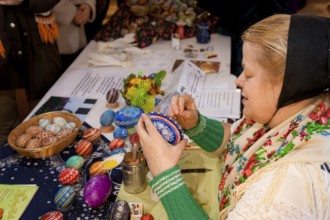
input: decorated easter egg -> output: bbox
[114,106,143,128]
[53,116,68,128]
[26,137,42,149]
[147,112,184,145]
[84,174,112,208]
[39,118,52,129]
[58,168,79,185]
[66,155,84,170]
[83,128,101,142]
[89,161,107,176]
[129,132,140,146]
[64,122,77,129]
[40,210,63,220]
[111,148,126,155]
[25,125,43,137]
[113,127,128,140]
[75,140,93,157]
[57,128,73,139]
[100,110,115,127]
[54,186,76,211]
[16,133,32,148]
[107,200,130,220]
[106,88,120,104]
[141,214,154,220]
[46,124,62,135]
[38,130,55,140]
[109,138,125,151]
[42,136,58,146]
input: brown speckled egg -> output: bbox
[42,136,58,146]
[57,128,73,139]
[58,168,80,185]
[38,130,55,140]
[26,137,42,149]
[75,140,93,157]
[16,133,32,148]
[83,128,101,142]
[25,125,43,137]
[89,161,107,176]
[40,210,63,220]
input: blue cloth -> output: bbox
[0,122,123,219]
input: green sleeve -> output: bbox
[149,166,209,220]
[185,112,224,152]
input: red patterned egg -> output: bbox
[42,136,58,146]
[89,161,107,176]
[75,140,93,157]
[16,133,32,148]
[38,130,55,140]
[83,128,101,142]
[25,125,43,137]
[40,210,63,220]
[57,128,73,139]
[26,137,42,149]
[129,132,140,145]
[109,138,125,151]
[58,168,79,185]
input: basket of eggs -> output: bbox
[8,111,82,158]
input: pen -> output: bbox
[180,168,213,173]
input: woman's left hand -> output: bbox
[137,114,188,177]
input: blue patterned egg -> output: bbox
[66,155,84,170]
[113,127,128,139]
[114,106,143,128]
[54,186,76,211]
[111,148,126,155]
[100,110,115,127]
[147,112,184,145]
[107,200,130,220]
[84,174,112,208]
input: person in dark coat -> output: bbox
[0,0,62,145]
[197,0,291,76]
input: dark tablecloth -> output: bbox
[0,122,123,220]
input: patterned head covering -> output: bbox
[277,14,330,108]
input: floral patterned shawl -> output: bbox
[218,93,330,218]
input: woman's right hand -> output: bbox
[168,94,199,130]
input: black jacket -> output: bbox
[0,0,62,100]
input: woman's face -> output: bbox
[236,42,282,124]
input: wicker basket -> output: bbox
[8,111,82,158]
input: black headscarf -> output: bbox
[277,14,330,108]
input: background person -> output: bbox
[137,14,330,219]
[0,0,62,146]
[53,0,96,72]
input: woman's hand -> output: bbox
[168,94,199,130]
[73,3,90,25]
[0,0,23,5]
[137,114,188,177]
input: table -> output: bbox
[0,34,233,219]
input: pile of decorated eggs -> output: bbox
[84,174,112,208]
[147,112,184,145]
[16,116,77,149]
